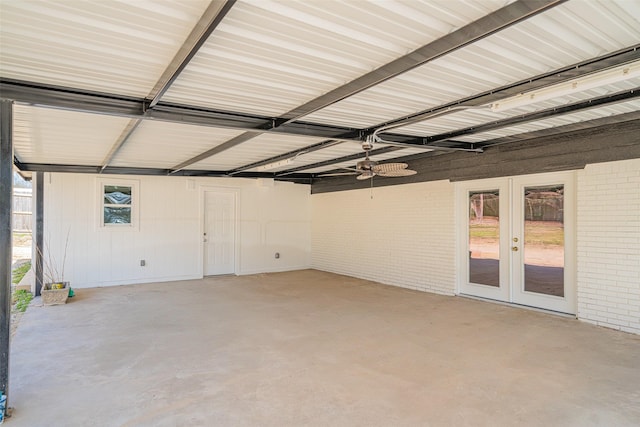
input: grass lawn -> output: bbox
[470,220,564,246]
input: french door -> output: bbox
[457,172,576,314]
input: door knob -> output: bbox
[512,246,519,252]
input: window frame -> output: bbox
[97,178,139,230]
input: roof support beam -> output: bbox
[15,162,312,183]
[100,119,142,171]
[169,131,262,173]
[228,139,345,175]
[277,146,403,176]
[4,77,638,169]
[278,0,567,123]
[147,0,236,108]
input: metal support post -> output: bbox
[0,99,14,409]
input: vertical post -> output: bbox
[35,172,43,296]
[0,100,14,405]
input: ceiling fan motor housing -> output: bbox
[357,158,378,171]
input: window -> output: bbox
[98,180,138,228]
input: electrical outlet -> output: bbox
[275,252,280,259]
[140,260,146,267]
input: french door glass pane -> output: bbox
[469,190,500,287]
[523,185,564,296]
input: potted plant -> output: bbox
[39,232,71,306]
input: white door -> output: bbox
[458,172,576,314]
[203,191,236,276]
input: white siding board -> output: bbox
[44,174,311,288]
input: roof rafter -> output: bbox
[228,139,344,175]
[146,0,236,109]
[100,0,236,171]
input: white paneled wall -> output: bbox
[311,180,456,295]
[576,159,640,334]
[43,174,311,288]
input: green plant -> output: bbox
[13,290,33,312]
[12,261,31,285]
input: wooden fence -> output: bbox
[12,188,32,232]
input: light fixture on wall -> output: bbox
[255,151,307,172]
[256,158,295,172]
[491,60,640,112]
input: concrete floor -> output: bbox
[8,270,640,426]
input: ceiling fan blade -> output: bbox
[356,171,374,180]
[377,169,417,177]
[372,162,408,173]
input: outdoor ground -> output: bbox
[12,232,31,264]
[10,232,33,341]
[8,270,640,426]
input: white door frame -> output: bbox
[199,186,239,276]
[456,171,576,314]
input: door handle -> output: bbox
[512,246,519,252]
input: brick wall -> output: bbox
[311,180,456,295]
[576,158,640,334]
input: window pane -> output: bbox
[104,186,132,205]
[104,207,131,224]
[468,190,500,287]
[524,185,564,297]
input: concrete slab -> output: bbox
[8,270,640,426]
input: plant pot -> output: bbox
[42,282,69,306]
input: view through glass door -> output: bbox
[458,172,575,314]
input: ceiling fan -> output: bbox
[319,137,417,180]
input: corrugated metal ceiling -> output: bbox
[161,0,514,116]
[1,0,639,182]
[12,105,130,165]
[303,0,640,128]
[187,133,329,170]
[0,0,211,97]
[110,120,247,169]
